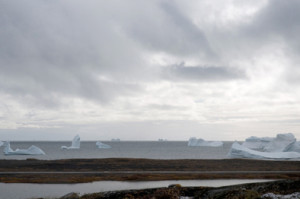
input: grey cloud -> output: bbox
[246,0,300,84]
[0,67,140,107]
[122,1,215,58]
[3,0,296,109]
[163,63,245,82]
[0,0,225,108]
[248,0,300,41]
[0,1,146,106]
[146,104,186,111]
[236,0,300,57]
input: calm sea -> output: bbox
[0,141,234,160]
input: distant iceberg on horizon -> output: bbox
[96,141,111,149]
[111,138,120,142]
[61,135,80,149]
[3,141,45,155]
[158,139,168,142]
[228,142,300,159]
[188,137,223,147]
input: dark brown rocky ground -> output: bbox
[54,179,300,199]
[0,158,299,183]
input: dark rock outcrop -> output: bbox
[78,180,300,199]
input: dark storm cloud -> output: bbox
[0,0,221,108]
[1,0,298,109]
[163,63,245,82]
[244,0,300,83]
[123,1,215,58]
[234,0,300,58]
[247,0,300,43]
[0,1,143,106]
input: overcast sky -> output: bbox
[1,0,300,141]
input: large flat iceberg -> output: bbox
[96,141,111,149]
[242,136,273,150]
[3,141,45,155]
[228,142,300,159]
[242,133,298,152]
[289,141,300,153]
[188,137,223,147]
[264,133,296,152]
[61,135,80,149]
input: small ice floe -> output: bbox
[61,135,80,149]
[3,141,45,155]
[227,142,300,159]
[188,137,223,147]
[96,141,111,149]
[261,192,300,199]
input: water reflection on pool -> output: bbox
[1,179,273,199]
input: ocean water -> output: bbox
[0,141,234,160]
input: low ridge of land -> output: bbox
[0,158,299,183]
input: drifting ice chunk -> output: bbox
[0,141,3,147]
[264,133,296,152]
[61,135,80,149]
[228,142,300,159]
[242,136,273,150]
[188,137,223,147]
[111,138,120,142]
[3,141,45,155]
[96,141,111,149]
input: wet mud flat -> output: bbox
[0,158,299,183]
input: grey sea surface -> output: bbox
[0,179,273,199]
[0,141,234,160]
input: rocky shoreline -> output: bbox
[51,179,300,199]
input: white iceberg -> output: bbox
[96,141,111,149]
[242,136,273,150]
[61,135,80,149]
[188,137,223,147]
[111,138,120,142]
[0,141,3,147]
[289,141,300,153]
[3,141,45,155]
[264,133,296,152]
[228,142,300,159]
